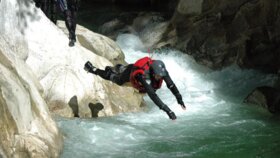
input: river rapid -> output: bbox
[57,33,280,158]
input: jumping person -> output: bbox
[84,57,186,120]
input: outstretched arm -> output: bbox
[163,73,186,110]
[135,74,176,120]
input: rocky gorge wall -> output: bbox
[167,0,280,73]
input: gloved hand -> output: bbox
[161,105,176,120]
[175,93,186,110]
[166,111,177,120]
[178,99,186,110]
[84,61,95,73]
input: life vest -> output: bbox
[130,57,163,93]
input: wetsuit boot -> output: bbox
[84,61,97,74]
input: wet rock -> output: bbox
[244,86,280,114]
[164,0,280,72]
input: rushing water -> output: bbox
[57,34,280,158]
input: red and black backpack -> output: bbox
[130,57,163,93]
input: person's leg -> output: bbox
[64,10,76,46]
[95,67,113,81]
[57,0,74,46]
[66,0,77,46]
[69,0,77,37]
[69,9,77,42]
[84,61,129,85]
[95,66,125,86]
[56,0,74,46]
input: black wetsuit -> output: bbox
[57,0,78,42]
[35,0,78,43]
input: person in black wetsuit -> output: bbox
[84,57,186,120]
[57,0,78,47]
[35,0,78,47]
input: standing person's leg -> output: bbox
[64,10,76,46]
[64,9,74,43]
[56,0,74,46]
[69,0,77,35]
[66,0,77,47]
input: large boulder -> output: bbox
[134,13,170,48]
[99,12,170,49]
[57,21,126,65]
[0,37,63,158]
[0,1,63,155]
[244,86,280,114]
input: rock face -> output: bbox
[244,86,280,114]
[99,12,171,50]
[81,0,178,13]
[164,0,280,72]
[0,38,63,157]
[0,1,63,157]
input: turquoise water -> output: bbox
[57,34,280,158]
